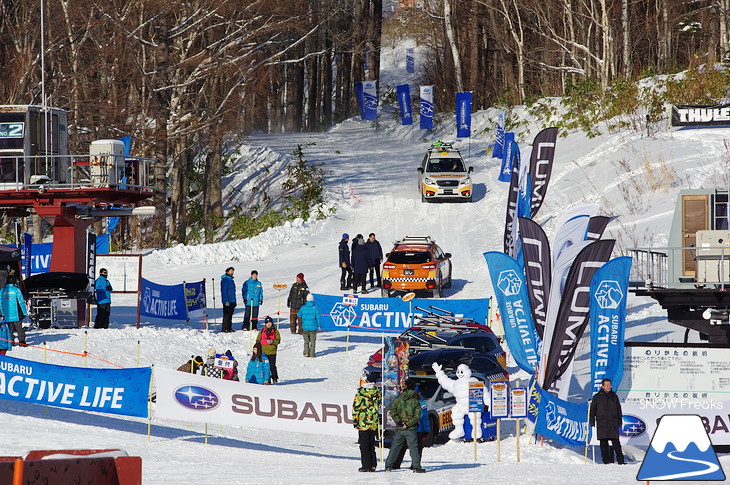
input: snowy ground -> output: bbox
[3,41,730,484]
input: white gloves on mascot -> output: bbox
[432,362,486,440]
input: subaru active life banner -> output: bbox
[361,81,378,121]
[314,294,490,333]
[483,252,539,373]
[141,278,188,320]
[0,356,151,417]
[155,368,355,437]
[533,383,590,447]
[589,256,631,394]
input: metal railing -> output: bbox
[629,246,728,289]
[0,153,155,192]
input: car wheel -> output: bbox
[381,288,390,298]
[443,269,452,289]
[432,284,441,298]
[421,190,426,203]
[425,415,439,447]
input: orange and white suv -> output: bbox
[381,236,453,298]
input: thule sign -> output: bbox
[671,104,730,127]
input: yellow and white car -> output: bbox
[417,143,473,202]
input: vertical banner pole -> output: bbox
[584,400,591,464]
[379,333,385,464]
[473,412,478,462]
[136,340,141,367]
[183,281,190,327]
[496,418,501,462]
[211,277,217,331]
[136,255,142,329]
[83,331,88,368]
[147,366,154,441]
[44,341,48,417]
[346,324,350,359]
[516,418,521,463]
[205,423,209,445]
[277,289,282,327]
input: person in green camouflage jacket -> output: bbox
[352,379,382,472]
[385,379,425,473]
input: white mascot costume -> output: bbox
[432,362,486,440]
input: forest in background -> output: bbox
[0,0,728,247]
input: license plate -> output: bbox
[444,189,453,194]
[404,269,414,275]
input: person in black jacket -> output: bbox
[351,235,371,294]
[365,233,383,289]
[589,378,625,465]
[339,234,353,290]
[287,273,309,334]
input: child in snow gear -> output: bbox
[385,379,425,473]
[220,267,237,333]
[256,316,281,383]
[297,293,321,357]
[245,341,270,384]
[0,275,28,344]
[590,378,625,464]
[94,268,112,328]
[177,355,205,374]
[352,376,382,472]
[242,270,263,331]
[287,273,309,334]
[339,234,353,290]
[366,233,383,288]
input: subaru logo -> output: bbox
[497,269,522,296]
[619,414,646,437]
[594,280,624,309]
[174,385,220,411]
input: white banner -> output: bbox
[97,254,141,292]
[155,368,356,437]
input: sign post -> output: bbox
[402,292,416,327]
[273,283,288,329]
[510,387,528,463]
[469,381,485,462]
[491,381,509,462]
[342,293,359,357]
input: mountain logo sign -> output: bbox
[637,414,725,481]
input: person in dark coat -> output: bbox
[351,235,371,294]
[220,267,236,333]
[339,234,353,290]
[287,273,309,334]
[589,378,625,465]
[365,233,383,289]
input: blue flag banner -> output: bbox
[22,233,32,279]
[184,279,207,313]
[456,92,472,138]
[313,294,490,333]
[140,278,187,320]
[589,257,632,394]
[97,234,110,255]
[406,48,415,73]
[497,132,515,182]
[484,251,540,373]
[396,84,413,126]
[534,383,590,446]
[0,355,151,418]
[492,112,505,159]
[361,81,378,121]
[19,242,51,274]
[419,85,434,130]
[119,136,131,157]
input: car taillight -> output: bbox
[383,263,396,269]
[426,281,435,289]
[422,264,436,270]
[383,281,392,289]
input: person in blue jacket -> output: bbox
[0,275,28,345]
[242,270,263,331]
[94,268,112,329]
[297,293,321,357]
[245,341,270,385]
[339,234,353,290]
[220,267,236,333]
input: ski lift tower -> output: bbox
[0,105,155,275]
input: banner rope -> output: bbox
[0,337,125,368]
